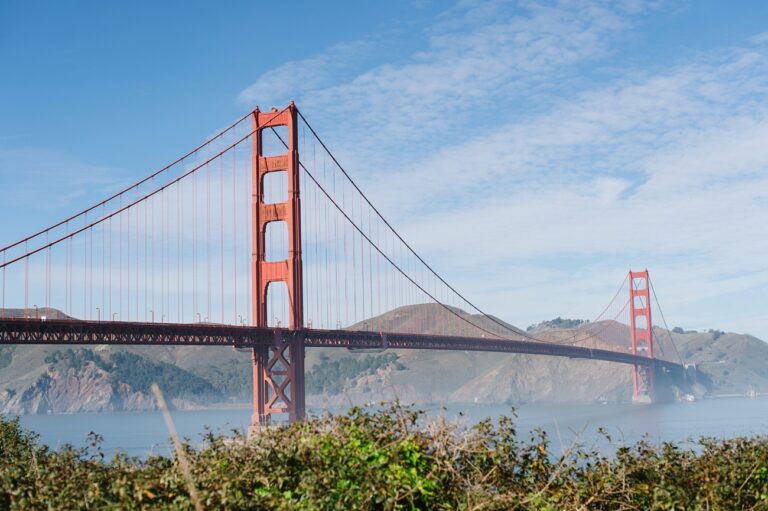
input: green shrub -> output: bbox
[1,405,767,509]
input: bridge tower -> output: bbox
[629,270,654,402]
[251,103,305,425]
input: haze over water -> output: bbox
[19,396,768,459]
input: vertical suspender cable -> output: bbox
[127,207,131,320]
[232,144,238,324]
[207,162,211,322]
[315,141,320,326]
[144,200,148,320]
[376,211,381,330]
[178,178,183,322]
[1,251,4,317]
[324,161,331,328]
[135,205,139,321]
[194,164,199,320]
[359,194,365,326]
[108,216,112,319]
[368,204,373,327]
[220,154,225,323]
[343,175,349,327]
[24,241,29,316]
[83,213,87,319]
[46,232,50,310]
[160,189,165,321]
[333,160,340,327]
[119,205,123,319]
[244,138,251,325]
[102,204,106,318]
[150,189,155,320]
[89,224,93,320]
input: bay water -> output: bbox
[17,396,768,459]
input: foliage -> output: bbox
[2,405,768,510]
[107,352,221,401]
[709,329,725,340]
[306,353,401,395]
[44,348,110,371]
[198,358,252,401]
[673,326,699,334]
[43,349,221,402]
[527,317,589,332]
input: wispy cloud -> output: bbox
[238,40,375,109]
[394,41,768,331]
[238,0,768,338]
[0,145,125,242]
[239,1,651,164]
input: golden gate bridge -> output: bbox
[0,103,684,424]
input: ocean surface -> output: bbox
[18,396,768,459]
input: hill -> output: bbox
[1,306,766,413]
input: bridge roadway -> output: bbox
[0,317,683,373]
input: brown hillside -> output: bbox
[1,306,767,413]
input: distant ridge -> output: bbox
[0,306,766,413]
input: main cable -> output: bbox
[649,277,684,365]
[0,108,289,271]
[296,109,624,345]
[269,126,537,343]
[0,111,254,256]
[293,113,635,346]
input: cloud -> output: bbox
[239,1,653,166]
[238,40,374,109]
[237,1,768,338]
[0,146,119,210]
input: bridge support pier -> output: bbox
[252,333,305,426]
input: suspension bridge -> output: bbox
[0,103,685,424]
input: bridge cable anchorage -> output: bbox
[649,277,684,366]
[0,107,290,271]
[284,116,633,346]
[0,110,255,256]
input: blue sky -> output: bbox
[1,0,767,339]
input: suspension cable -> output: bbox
[0,108,288,271]
[0,111,255,256]
[269,126,547,343]
[291,113,635,346]
[649,277,684,365]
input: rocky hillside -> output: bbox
[0,306,766,413]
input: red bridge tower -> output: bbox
[629,270,654,402]
[251,103,305,425]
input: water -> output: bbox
[17,397,768,459]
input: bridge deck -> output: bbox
[0,318,682,373]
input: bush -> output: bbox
[1,405,767,509]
